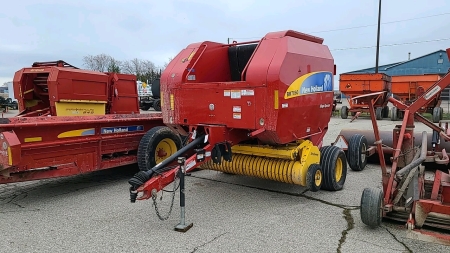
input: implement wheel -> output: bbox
[319,145,347,191]
[341,106,348,119]
[382,106,389,118]
[306,164,322,192]
[137,126,182,171]
[391,106,398,121]
[375,107,383,120]
[347,134,368,171]
[360,187,384,228]
[153,99,162,111]
[432,107,441,123]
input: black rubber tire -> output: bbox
[360,187,384,228]
[347,134,368,171]
[382,106,389,118]
[141,103,151,111]
[153,99,162,111]
[319,145,347,191]
[341,106,348,119]
[432,107,441,123]
[306,163,322,192]
[137,126,182,171]
[390,106,397,121]
[375,107,383,120]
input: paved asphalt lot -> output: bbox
[1,107,450,253]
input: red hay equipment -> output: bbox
[0,61,181,184]
[336,48,450,242]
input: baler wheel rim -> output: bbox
[335,158,343,182]
[155,138,178,164]
[314,170,322,187]
[306,163,322,192]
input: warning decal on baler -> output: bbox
[284,71,333,99]
[101,125,144,134]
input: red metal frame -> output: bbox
[362,48,450,238]
[0,113,165,184]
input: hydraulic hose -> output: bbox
[128,135,206,191]
[395,131,427,179]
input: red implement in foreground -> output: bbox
[337,48,450,243]
[0,61,182,184]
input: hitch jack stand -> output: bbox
[174,157,193,232]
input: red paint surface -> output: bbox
[160,30,335,147]
[0,113,165,184]
[13,61,140,116]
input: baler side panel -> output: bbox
[172,85,258,130]
[109,73,140,114]
[51,68,109,102]
[255,36,335,145]
[183,42,231,83]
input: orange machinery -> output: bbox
[339,73,391,120]
[390,74,443,122]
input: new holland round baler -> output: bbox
[128,30,364,205]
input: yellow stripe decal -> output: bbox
[58,128,95,138]
[24,137,42,143]
[274,90,279,109]
[7,147,12,166]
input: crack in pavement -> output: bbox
[337,209,354,253]
[190,232,227,253]
[384,226,413,253]
[188,175,359,252]
[347,236,408,252]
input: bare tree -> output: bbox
[82,54,121,73]
[122,58,159,82]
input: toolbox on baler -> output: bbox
[129,30,355,204]
[0,61,181,184]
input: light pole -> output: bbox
[375,0,382,73]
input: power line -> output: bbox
[330,37,450,51]
[230,12,450,40]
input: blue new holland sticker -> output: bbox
[101,125,144,134]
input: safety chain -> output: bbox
[151,169,180,221]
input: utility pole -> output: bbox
[375,0,382,73]
[227,38,230,44]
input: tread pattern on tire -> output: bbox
[432,107,441,123]
[360,187,383,228]
[137,126,182,171]
[348,134,368,171]
[341,106,348,119]
[319,145,347,191]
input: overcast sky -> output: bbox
[1,0,449,89]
